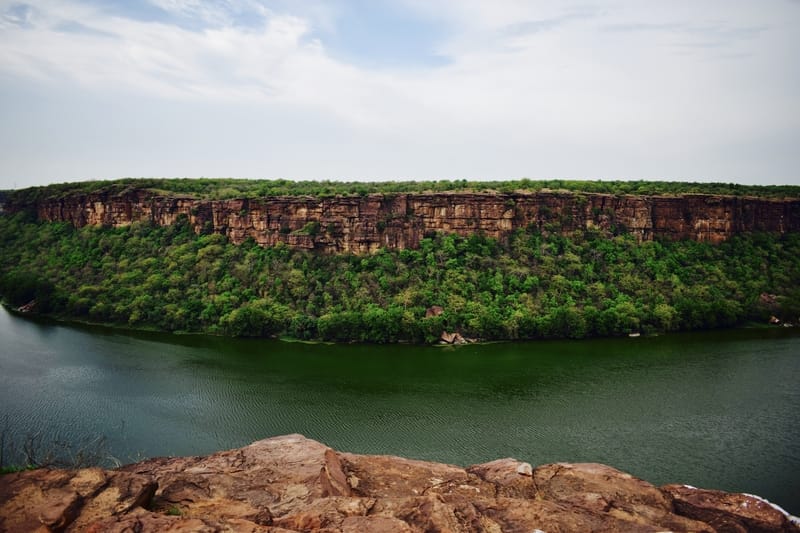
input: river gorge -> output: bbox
[1,306,798,514]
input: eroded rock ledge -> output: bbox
[1,434,797,532]
[8,189,800,253]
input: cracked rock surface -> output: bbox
[1,434,798,532]
[21,189,800,254]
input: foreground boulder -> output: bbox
[662,484,798,533]
[1,434,797,532]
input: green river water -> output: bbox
[1,306,798,511]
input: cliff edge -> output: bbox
[1,434,797,532]
[7,189,800,253]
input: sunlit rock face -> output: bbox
[1,434,798,532]
[20,189,800,253]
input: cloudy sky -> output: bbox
[0,0,798,189]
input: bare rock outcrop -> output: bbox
[8,189,799,254]
[1,434,798,532]
[0,467,156,532]
[662,484,800,533]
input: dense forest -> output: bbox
[4,177,800,203]
[1,208,798,343]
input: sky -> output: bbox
[0,0,798,189]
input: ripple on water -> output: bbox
[1,307,799,511]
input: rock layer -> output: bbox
[1,434,798,532]
[8,189,800,253]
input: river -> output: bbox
[0,306,798,511]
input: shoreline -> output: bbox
[2,302,792,347]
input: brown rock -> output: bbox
[476,497,664,532]
[0,467,156,532]
[534,462,715,532]
[120,433,333,521]
[2,435,797,532]
[319,449,352,497]
[17,300,37,313]
[425,305,444,318]
[760,293,779,306]
[271,497,371,531]
[338,450,488,499]
[367,494,478,532]
[662,484,800,533]
[441,331,457,344]
[87,507,288,532]
[341,515,414,533]
[38,489,82,531]
[467,458,537,498]
[14,189,800,254]
[439,332,470,345]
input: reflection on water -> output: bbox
[1,307,799,511]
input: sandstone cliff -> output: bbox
[0,435,797,532]
[6,188,800,253]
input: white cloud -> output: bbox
[0,0,798,184]
[145,0,272,26]
[0,0,436,129]
[0,2,307,98]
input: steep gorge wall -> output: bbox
[10,189,800,253]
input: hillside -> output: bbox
[1,179,799,343]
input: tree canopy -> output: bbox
[1,211,797,343]
[4,177,799,204]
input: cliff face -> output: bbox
[1,435,798,532]
[11,189,800,252]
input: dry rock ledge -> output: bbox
[1,435,797,532]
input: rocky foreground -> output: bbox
[1,435,797,532]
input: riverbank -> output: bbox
[2,434,798,532]
[3,300,793,348]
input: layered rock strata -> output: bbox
[1,434,797,532]
[8,189,800,253]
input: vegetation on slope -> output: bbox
[1,211,798,343]
[4,177,800,203]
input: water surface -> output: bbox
[0,307,798,511]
